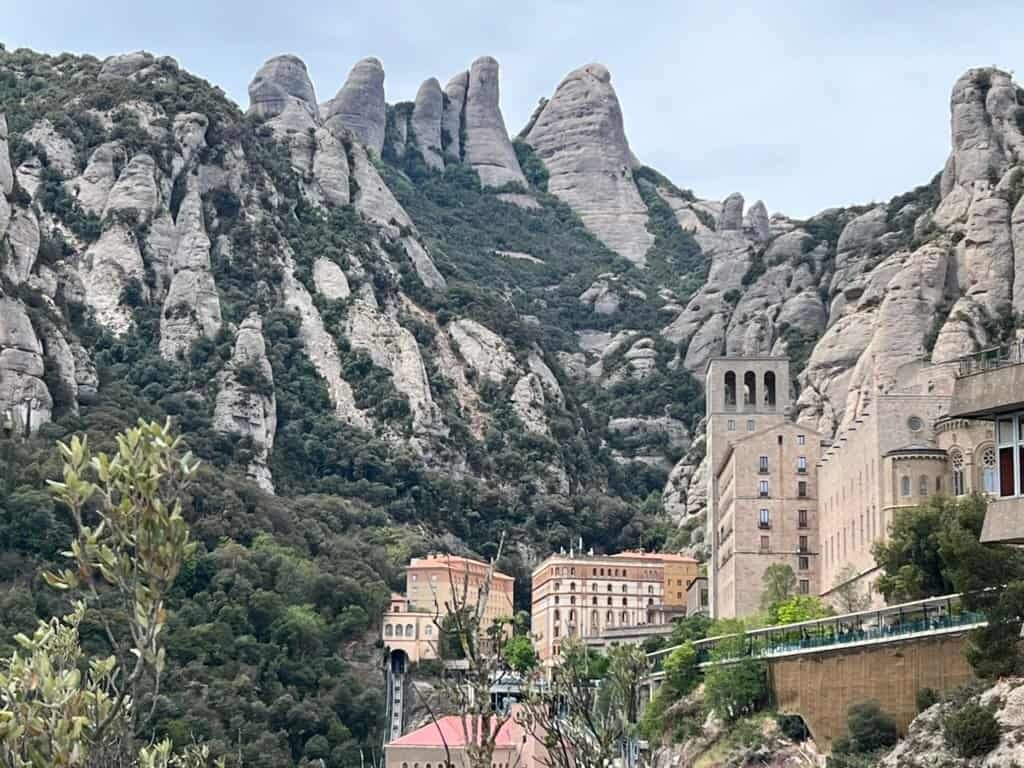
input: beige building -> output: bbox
[531,551,696,664]
[817,362,960,606]
[612,551,699,609]
[382,554,515,664]
[713,421,823,618]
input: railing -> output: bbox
[955,341,1024,377]
[648,593,986,672]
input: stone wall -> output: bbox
[769,633,975,750]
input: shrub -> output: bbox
[944,702,1001,758]
[842,700,900,753]
[916,687,939,713]
[776,713,809,742]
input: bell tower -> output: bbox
[704,356,793,617]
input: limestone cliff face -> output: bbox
[411,78,445,171]
[213,315,277,491]
[0,298,52,433]
[523,64,653,266]
[462,57,526,188]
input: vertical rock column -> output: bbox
[462,57,526,188]
[0,298,53,434]
[213,315,277,492]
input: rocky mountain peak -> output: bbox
[247,54,319,120]
[325,56,387,154]
[523,62,653,265]
[462,56,526,188]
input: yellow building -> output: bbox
[382,554,514,664]
[612,551,699,608]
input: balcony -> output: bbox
[980,497,1024,544]
[951,343,1024,419]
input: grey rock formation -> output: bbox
[214,315,277,492]
[72,344,98,404]
[0,194,9,244]
[523,63,652,265]
[3,208,39,286]
[745,200,770,241]
[325,57,386,154]
[463,57,525,188]
[448,318,517,383]
[247,54,318,120]
[82,223,148,334]
[23,120,77,177]
[312,127,351,206]
[412,78,445,170]
[0,298,52,433]
[99,51,155,80]
[346,298,442,435]
[442,72,469,162]
[104,154,159,218]
[720,193,744,230]
[313,258,351,300]
[160,178,222,359]
[69,142,120,214]
[0,114,13,196]
[511,373,549,436]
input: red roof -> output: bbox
[389,716,515,748]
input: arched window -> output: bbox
[744,371,757,406]
[621,610,629,624]
[647,585,654,594]
[554,609,561,622]
[981,446,997,493]
[591,583,598,592]
[606,610,614,625]
[569,582,576,592]
[621,584,628,593]
[406,624,414,637]
[395,624,404,638]
[591,596,597,605]
[554,581,561,591]
[648,598,654,606]
[764,371,777,406]
[622,597,628,606]
[607,596,613,606]
[901,476,911,497]
[570,596,576,605]
[385,624,393,637]
[403,763,409,768]
[591,610,599,628]
[554,596,559,605]
[569,610,576,623]
[607,584,613,592]
[724,371,737,406]
[919,475,929,497]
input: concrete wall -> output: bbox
[769,633,975,750]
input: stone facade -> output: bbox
[705,356,794,618]
[381,554,514,664]
[714,421,823,619]
[530,552,697,665]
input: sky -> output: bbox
[1,0,1022,218]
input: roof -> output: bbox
[611,551,698,564]
[408,554,514,582]
[714,420,823,477]
[703,355,790,374]
[388,716,515,748]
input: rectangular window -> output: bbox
[759,480,769,497]
[799,535,809,553]
[760,535,770,552]
[747,419,755,432]
[759,455,769,473]
[798,556,809,571]
[797,434,806,445]
[799,580,810,595]
[798,481,808,498]
[798,509,808,528]
[727,419,736,432]
[797,456,807,474]
[759,508,771,529]
[998,417,1017,497]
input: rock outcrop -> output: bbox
[448,318,517,383]
[213,315,277,492]
[462,57,526,188]
[0,114,13,196]
[82,223,148,334]
[523,63,653,266]
[0,298,52,433]
[442,72,468,162]
[247,54,318,120]
[411,78,445,170]
[325,57,387,155]
[159,177,222,359]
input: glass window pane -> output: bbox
[999,419,1014,445]
[1000,446,1016,496]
